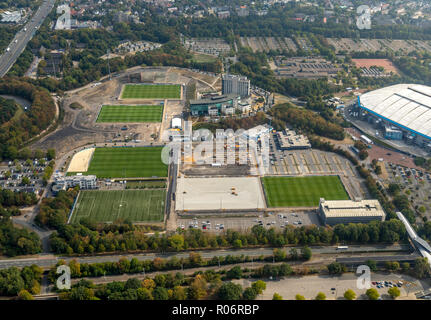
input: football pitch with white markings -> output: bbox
[96,105,163,122]
[70,189,165,223]
[120,84,181,99]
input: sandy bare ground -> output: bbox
[67,148,94,172]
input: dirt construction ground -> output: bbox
[30,67,220,159]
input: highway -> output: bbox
[0,0,56,77]
[0,244,412,270]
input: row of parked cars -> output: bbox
[372,280,403,289]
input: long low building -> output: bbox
[319,198,386,225]
[276,129,311,150]
[358,84,431,149]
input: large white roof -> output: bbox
[359,84,431,139]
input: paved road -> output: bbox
[0,244,412,270]
[0,0,55,77]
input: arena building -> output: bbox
[357,84,431,151]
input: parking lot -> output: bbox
[266,134,363,199]
[245,272,428,300]
[384,162,431,222]
[178,210,321,232]
[0,159,47,195]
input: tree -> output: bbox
[315,292,326,300]
[46,149,56,160]
[18,289,34,300]
[242,287,257,300]
[289,248,299,260]
[359,149,368,160]
[142,279,156,290]
[125,278,142,290]
[218,282,243,300]
[295,294,306,300]
[69,286,96,300]
[251,280,266,295]
[136,287,153,300]
[414,258,431,279]
[366,288,380,300]
[153,287,169,300]
[21,176,30,185]
[365,260,377,272]
[187,274,207,300]
[226,266,243,279]
[273,248,287,261]
[272,293,283,300]
[172,286,186,300]
[401,262,410,272]
[168,234,184,251]
[301,246,312,260]
[327,262,346,274]
[343,289,356,300]
[388,287,400,299]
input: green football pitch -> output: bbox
[261,176,349,207]
[69,147,168,178]
[70,189,165,224]
[96,105,163,123]
[121,84,181,99]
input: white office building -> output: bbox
[222,74,250,98]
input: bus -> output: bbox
[336,246,349,250]
[360,135,373,145]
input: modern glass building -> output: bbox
[190,94,238,116]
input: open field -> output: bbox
[120,84,181,99]
[68,147,168,178]
[352,59,398,74]
[261,176,349,207]
[192,53,218,63]
[70,189,165,223]
[96,105,163,123]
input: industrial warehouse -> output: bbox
[319,198,386,226]
[357,84,431,151]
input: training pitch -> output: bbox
[70,189,165,223]
[68,147,168,178]
[261,176,349,207]
[120,84,181,99]
[96,105,163,123]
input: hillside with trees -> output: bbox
[0,78,56,160]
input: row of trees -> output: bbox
[50,247,310,282]
[46,204,406,255]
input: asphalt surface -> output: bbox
[0,244,411,270]
[0,0,55,77]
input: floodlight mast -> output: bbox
[107,49,111,80]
